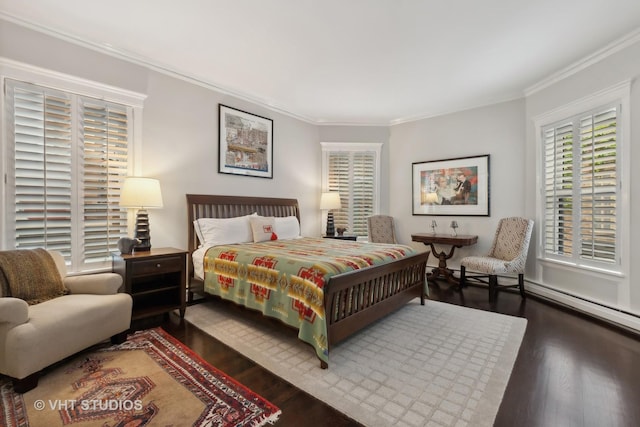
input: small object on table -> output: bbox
[117,237,141,255]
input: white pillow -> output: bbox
[193,213,256,246]
[249,216,277,242]
[274,216,301,240]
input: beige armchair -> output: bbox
[459,217,534,301]
[0,250,132,392]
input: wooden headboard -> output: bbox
[186,194,300,255]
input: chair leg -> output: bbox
[489,275,498,302]
[13,372,39,393]
[111,331,128,345]
[459,266,466,289]
[518,273,526,298]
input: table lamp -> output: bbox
[120,177,163,252]
[450,220,459,236]
[320,192,341,236]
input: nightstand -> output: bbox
[324,235,357,241]
[112,247,187,320]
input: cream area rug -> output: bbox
[185,299,527,427]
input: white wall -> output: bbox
[318,125,391,213]
[524,39,640,319]
[141,72,321,247]
[389,99,527,266]
[0,20,322,251]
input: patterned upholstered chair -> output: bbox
[459,217,534,301]
[367,215,398,244]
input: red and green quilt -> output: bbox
[203,237,416,365]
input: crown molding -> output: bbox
[5,12,637,127]
[525,27,640,97]
[389,94,524,126]
[0,12,322,125]
[0,12,519,127]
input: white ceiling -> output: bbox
[1,0,640,125]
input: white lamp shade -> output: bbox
[320,192,342,210]
[120,177,164,208]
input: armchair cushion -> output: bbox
[64,273,123,295]
[459,256,514,274]
[0,249,67,304]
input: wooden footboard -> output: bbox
[324,251,429,356]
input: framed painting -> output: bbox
[219,104,273,178]
[412,154,490,216]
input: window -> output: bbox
[321,142,382,238]
[2,62,144,273]
[537,82,630,273]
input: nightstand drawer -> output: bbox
[131,256,183,276]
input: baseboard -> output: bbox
[526,282,640,335]
[444,265,640,335]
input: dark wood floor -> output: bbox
[157,282,640,426]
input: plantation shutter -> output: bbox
[5,79,130,271]
[327,152,350,230]
[543,122,573,258]
[9,82,73,256]
[81,99,129,266]
[542,105,618,265]
[578,107,617,263]
[326,149,377,237]
[352,152,375,236]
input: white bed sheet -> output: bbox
[192,244,212,281]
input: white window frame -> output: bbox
[321,142,382,238]
[1,58,146,272]
[534,80,630,277]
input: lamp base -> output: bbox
[133,209,152,252]
[325,212,335,237]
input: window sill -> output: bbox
[538,257,625,279]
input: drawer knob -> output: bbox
[156,263,161,268]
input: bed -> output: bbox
[187,194,429,368]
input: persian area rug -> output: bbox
[0,327,280,427]
[185,299,527,427]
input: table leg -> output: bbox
[427,243,462,285]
